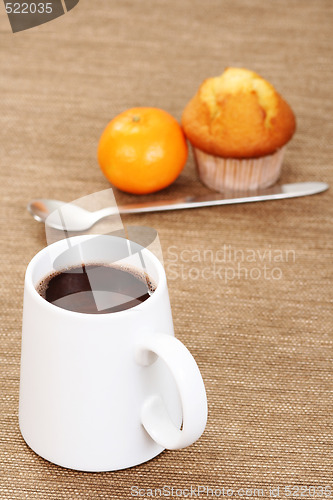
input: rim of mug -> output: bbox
[24,234,166,318]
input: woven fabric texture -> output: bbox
[0,1,332,498]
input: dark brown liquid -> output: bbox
[37,264,155,314]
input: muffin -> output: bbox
[182,68,296,191]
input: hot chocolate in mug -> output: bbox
[19,235,207,471]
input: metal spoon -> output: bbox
[28,199,118,231]
[28,182,329,232]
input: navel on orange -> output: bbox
[97,107,188,194]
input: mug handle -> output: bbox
[135,333,208,450]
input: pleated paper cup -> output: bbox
[192,146,285,192]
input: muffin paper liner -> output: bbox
[192,146,286,192]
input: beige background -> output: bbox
[0,1,332,498]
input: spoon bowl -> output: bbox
[28,199,117,232]
[28,199,64,223]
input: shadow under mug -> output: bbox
[19,235,208,471]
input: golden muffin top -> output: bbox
[182,68,296,158]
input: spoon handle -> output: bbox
[116,182,328,214]
[95,206,119,218]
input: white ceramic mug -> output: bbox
[19,235,207,471]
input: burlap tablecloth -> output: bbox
[1,1,332,498]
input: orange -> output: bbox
[97,107,188,194]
